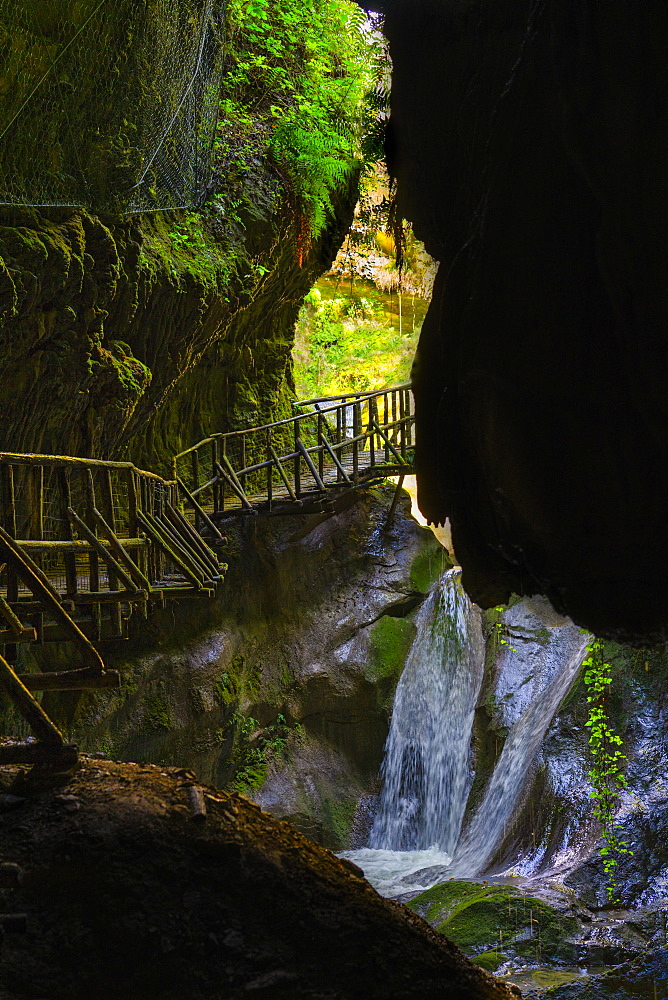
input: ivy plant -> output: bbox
[582,638,633,901]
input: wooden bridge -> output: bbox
[0,384,414,767]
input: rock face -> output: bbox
[0,758,519,1000]
[381,0,668,643]
[30,487,447,849]
[0,178,355,471]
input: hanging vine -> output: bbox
[582,638,633,901]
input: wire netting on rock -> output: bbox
[0,0,224,213]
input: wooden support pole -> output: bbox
[0,595,26,637]
[135,510,203,590]
[90,507,153,593]
[214,462,253,511]
[0,653,65,747]
[164,502,221,578]
[318,435,352,485]
[268,446,298,502]
[371,421,407,467]
[154,512,210,583]
[385,473,406,530]
[0,524,104,672]
[296,439,325,492]
[67,509,139,595]
[175,478,225,540]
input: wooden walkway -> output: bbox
[0,384,414,766]
[173,383,414,519]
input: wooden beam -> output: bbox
[296,439,326,491]
[164,502,221,579]
[214,461,253,511]
[0,740,78,767]
[21,669,121,692]
[0,595,26,637]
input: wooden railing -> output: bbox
[0,384,413,766]
[0,452,225,654]
[172,383,415,519]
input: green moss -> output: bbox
[320,797,357,847]
[409,547,448,594]
[146,697,173,732]
[472,950,507,972]
[408,881,579,963]
[366,616,416,684]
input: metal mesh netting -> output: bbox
[0,0,224,213]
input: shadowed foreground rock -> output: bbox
[0,759,517,1000]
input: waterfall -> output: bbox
[368,568,485,854]
[342,577,588,898]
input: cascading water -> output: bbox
[342,575,589,898]
[340,569,485,895]
[369,567,485,854]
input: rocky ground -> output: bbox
[0,756,517,1000]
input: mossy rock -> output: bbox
[472,950,507,972]
[408,881,579,965]
[409,546,450,593]
[366,616,416,685]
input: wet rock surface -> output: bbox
[0,758,518,1000]
[532,947,668,999]
[25,488,446,850]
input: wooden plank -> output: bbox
[15,538,147,551]
[0,626,36,643]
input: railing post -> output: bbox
[294,418,301,498]
[220,439,227,514]
[58,469,78,597]
[317,411,325,483]
[353,402,360,482]
[266,428,272,511]
[369,398,376,469]
[383,393,390,461]
[399,389,407,459]
[191,450,199,495]
[211,439,219,518]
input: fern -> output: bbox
[224,0,384,240]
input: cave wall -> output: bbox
[0,171,356,473]
[382,0,668,642]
